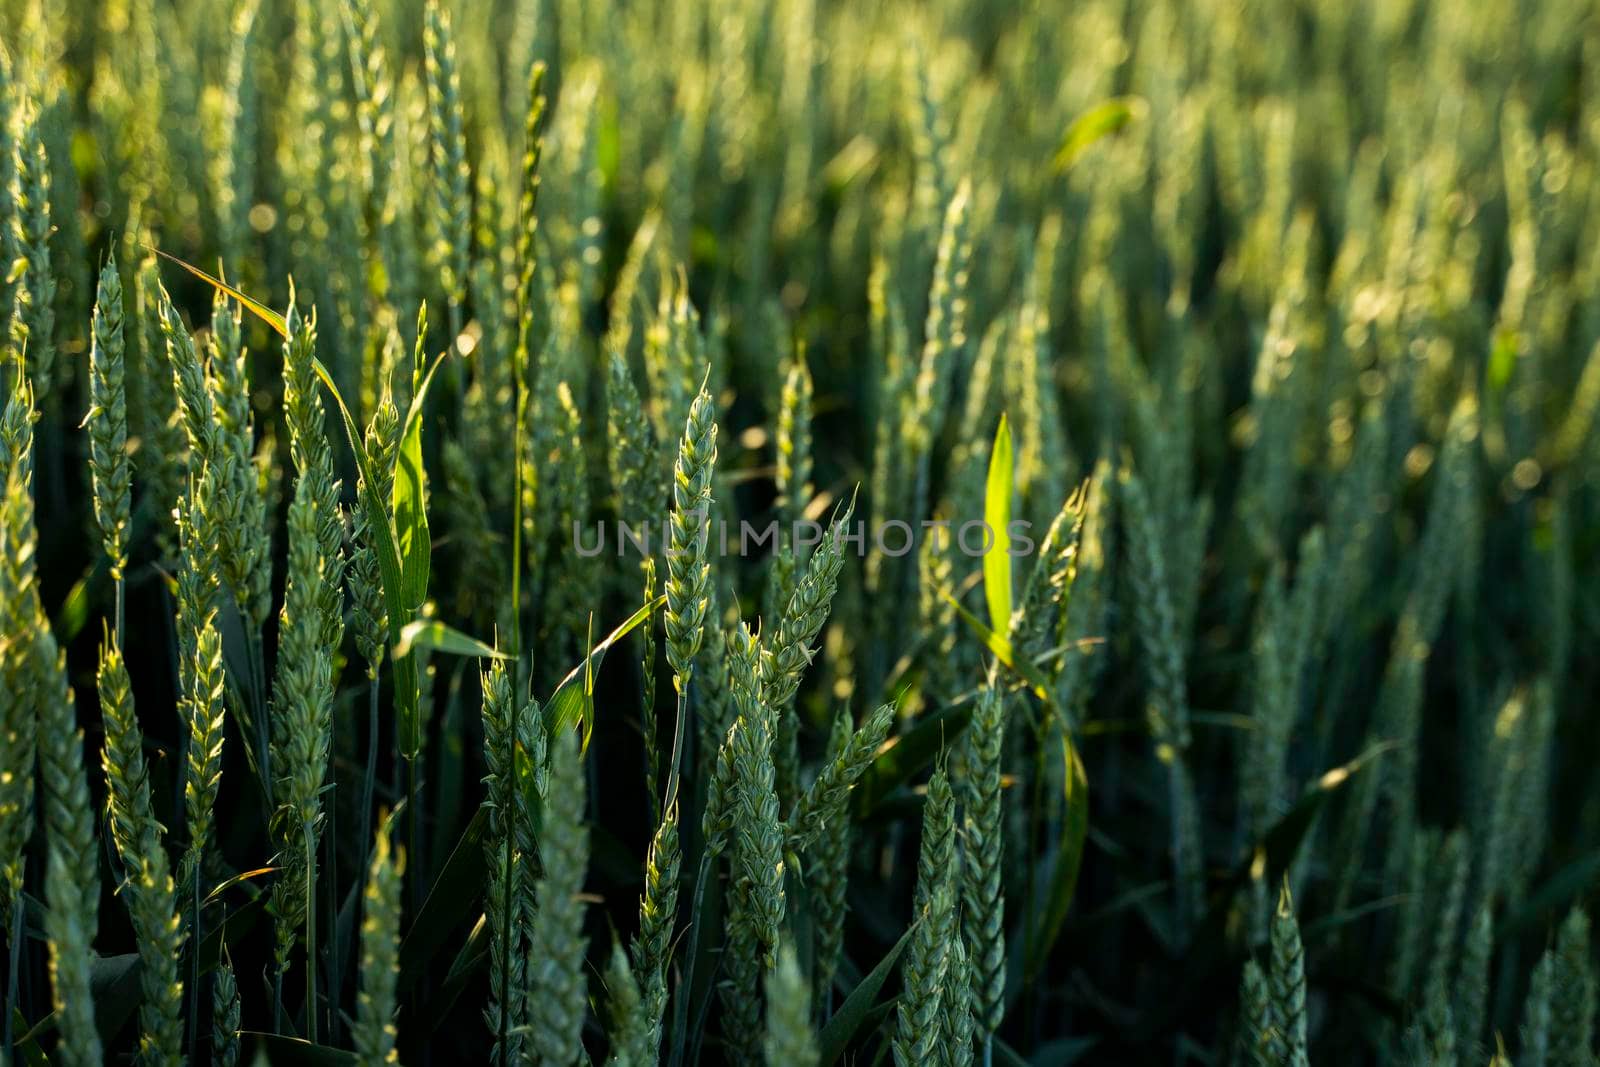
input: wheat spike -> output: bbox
[97,634,185,1065]
[764,939,819,1067]
[526,724,589,1067]
[354,818,405,1066]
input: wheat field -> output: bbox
[0,0,1598,1063]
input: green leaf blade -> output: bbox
[944,591,1053,701]
[393,405,430,615]
[1051,97,1146,173]
[146,246,288,336]
[984,413,1015,637]
[816,925,914,1066]
[394,619,510,660]
[543,595,665,742]
[1025,732,1090,981]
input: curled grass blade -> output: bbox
[544,594,666,746]
[203,866,279,905]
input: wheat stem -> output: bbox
[361,677,379,868]
[305,821,319,1042]
[326,788,341,1043]
[189,863,202,1054]
[4,889,21,1062]
[664,682,691,814]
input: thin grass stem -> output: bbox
[304,822,319,1043]
[663,681,690,814]
[5,861,24,1064]
[361,679,380,871]
[188,865,201,1053]
[325,790,340,1043]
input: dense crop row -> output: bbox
[1,0,1598,1063]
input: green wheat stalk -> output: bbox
[85,255,132,635]
[662,379,718,811]
[97,633,185,1066]
[526,724,590,1066]
[776,350,813,526]
[213,953,241,1067]
[354,816,405,1066]
[7,101,55,398]
[482,659,529,1065]
[630,800,680,1064]
[765,939,819,1067]
[960,682,1006,1048]
[423,0,470,345]
[895,764,958,1067]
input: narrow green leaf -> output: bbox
[989,1037,1030,1067]
[424,916,490,1036]
[1051,97,1146,173]
[984,414,1014,636]
[544,595,666,740]
[203,865,278,905]
[1025,732,1090,980]
[1256,743,1391,881]
[1487,328,1519,394]
[816,924,914,1066]
[241,1034,359,1066]
[1210,746,1387,960]
[944,591,1053,701]
[675,850,725,1067]
[394,619,510,660]
[1146,743,1389,1034]
[399,807,489,989]
[90,952,142,1042]
[308,355,422,755]
[7,1008,47,1066]
[1501,850,1600,941]
[581,613,595,751]
[393,347,448,616]
[393,404,430,614]
[51,567,95,642]
[146,247,287,336]
[1301,895,1409,940]
[199,891,267,973]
